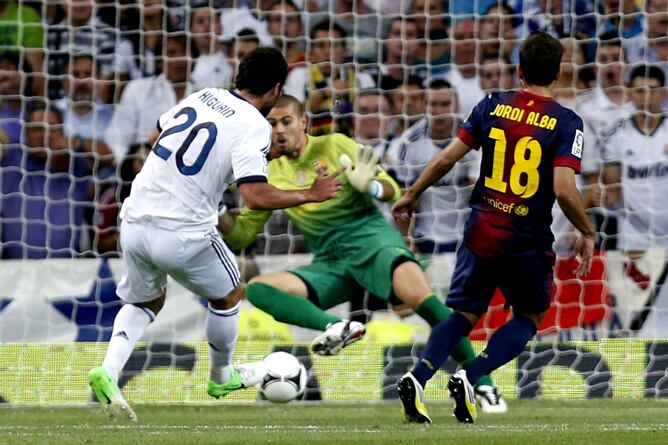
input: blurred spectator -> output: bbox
[411,0,450,78]
[218,3,273,47]
[478,52,516,92]
[353,90,392,159]
[265,0,305,68]
[188,4,233,90]
[386,79,477,253]
[46,0,117,100]
[367,16,422,91]
[0,51,25,146]
[228,29,260,78]
[53,53,114,170]
[1,102,93,259]
[388,75,425,138]
[93,142,151,255]
[624,0,668,94]
[554,37,593,107]
[444,19,485,116]
[0,0,44,96]
[602,65,668,254]
[578,32,634,142]
[480,2,521,65]
[284,20,374,135]
[598,0,644,39]
[327,0,380,38]
[106,33,192,163]
[518,0,596,40]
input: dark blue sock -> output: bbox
[465,315,537,384]
[412,312,473,388]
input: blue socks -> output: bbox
[412,312,473,388]
[465,315,537,384]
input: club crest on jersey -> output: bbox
[571,129,584,158]
[313,159,328,175]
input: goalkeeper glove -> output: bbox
[339,144,383,197]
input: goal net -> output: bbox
[0,0,667,405]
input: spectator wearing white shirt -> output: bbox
[53,53,114,172]
[624,0,668,107]
[106,33,193,163]
[353,90,393,160]
[110,0,164,89]
[386,79,478,253]
[189,4,233,91]
[444,19,485,116]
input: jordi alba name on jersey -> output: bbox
[457,90,584,257]
[121,89,271,230]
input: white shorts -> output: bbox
[116,219,240,304]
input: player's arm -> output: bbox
[238,169,344,210]
[391,138,472,219]
[554,166,596,277]
[602,163,621,207]
[221,206,272,250]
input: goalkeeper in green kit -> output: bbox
[220,95,507,419]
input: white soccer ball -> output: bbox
[259,351,307,403]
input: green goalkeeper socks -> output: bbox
[246,282,340,331]
[415,294,494,388]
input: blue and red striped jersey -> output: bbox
[457,89,584,258]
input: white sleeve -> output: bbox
[231,120,271,185]
[283,68,307,103]
[356,71,376,90]
[579,118,600,174]
[600,121,623,164]
[112,39,136,76]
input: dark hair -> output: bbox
[628,64,666,87]
[519,31,563,86]
[25,100,64,124]
[405,75,425,89]
[236,28,260,44]
[483,1,521,29]
[275,94,304,115]
[309,19,346,40]
[598,31,622,47]
[234,47,288,95]
[427,78,454,90]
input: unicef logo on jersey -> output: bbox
[514,205,529,217]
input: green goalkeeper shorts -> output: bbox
[289,231,417,310]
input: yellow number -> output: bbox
[510,136,542,197]
[484,127,508,193]
[484,127,542,198]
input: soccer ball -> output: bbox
[259,351,307,403]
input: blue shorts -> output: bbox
[446,245,555,316]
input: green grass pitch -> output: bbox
[1,400,668,445]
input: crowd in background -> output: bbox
[0,0,666,283]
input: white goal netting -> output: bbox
[0,0,667,404]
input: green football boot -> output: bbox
[88,366,137,422]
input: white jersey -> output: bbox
[120,88,271,231]
[602,116,668,250]
[386,119,478,246]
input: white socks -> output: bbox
[102,304,155,381]
[206,302,240,384]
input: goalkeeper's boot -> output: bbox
[475,385,508,413]
[207,361,268,399]
[448,370,477,424]
[88,366,137,422]
[311,320,366,356]
[397,372,431,424]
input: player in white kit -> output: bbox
[88,48,344,421]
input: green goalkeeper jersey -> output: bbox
[225,133,402,257]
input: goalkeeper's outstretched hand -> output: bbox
[339,144,380,194]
